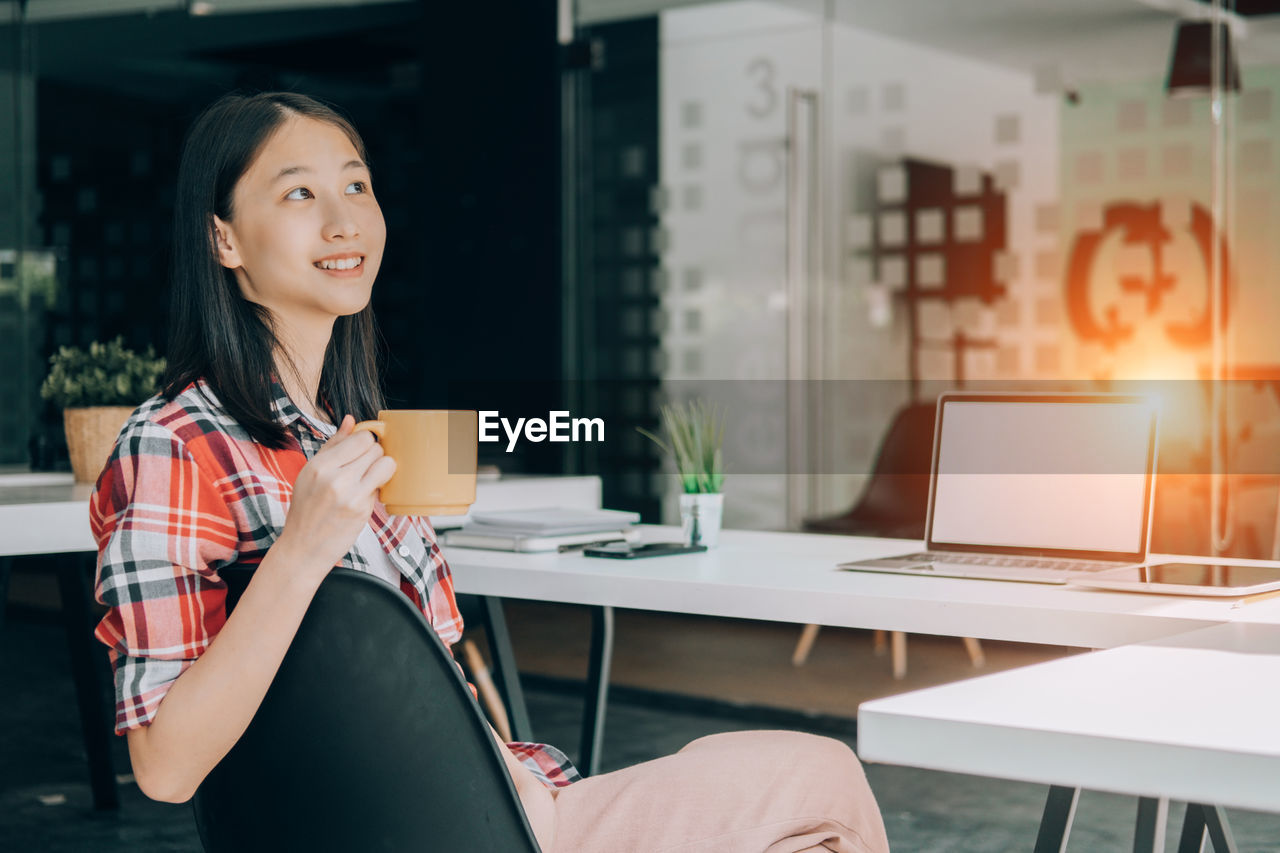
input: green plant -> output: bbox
[637,399,725,494]
[40,337,166,409]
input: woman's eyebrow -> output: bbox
[271,160,368,183]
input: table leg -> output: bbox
[55,553,118,810]
[1033,786,1080,853]
[0,556,12,632]
[475,596,533,743]
[579,605,614,778]
[1177,803,1238,853]
[1133,797,1168,852]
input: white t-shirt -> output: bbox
[353,521,403,589]
[310,415,403,590]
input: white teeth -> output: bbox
[316,256,362,270]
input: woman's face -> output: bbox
[213,115,386,330]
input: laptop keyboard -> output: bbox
[903,552,1120,573]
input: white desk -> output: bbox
[443,527,1280,781]
[858,621,1280,814]
[10,475,1280,826]
[445,527,1273,650]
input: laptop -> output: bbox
[839,392,1159,584]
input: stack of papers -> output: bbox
[441,507,642,552]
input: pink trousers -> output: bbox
[517,730,890,853]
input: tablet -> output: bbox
[1071,562,1280,597]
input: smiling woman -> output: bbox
[210,112,386,424]
[160,92,386,446]
[88,90,889,853]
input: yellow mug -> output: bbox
[352,409,478,516]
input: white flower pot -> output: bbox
[679,492,724,548]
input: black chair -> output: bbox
[794,402,984,676]
[802,401,937,540]
[192,568,542,853]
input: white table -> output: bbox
[858,621,1280,850]
[11,476,1279,829]
[445,527,1272,649]
[442,527,1280,778]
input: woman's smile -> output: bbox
[313,252,366,277]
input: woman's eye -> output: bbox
[346,181,369,195]
[285,187,313,201]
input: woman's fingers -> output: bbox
[318,416,377,467]
[358,454,397,494]
[343,438,385,473]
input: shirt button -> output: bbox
[398,546,411,558]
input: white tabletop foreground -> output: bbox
[444,526,1275,650]
[857,621,1280,813]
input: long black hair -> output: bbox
[161,91,384,449]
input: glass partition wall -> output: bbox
[0,1,434,470]
[0,7,40,468]
[577,0,1267,557]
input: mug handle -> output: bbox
[351,420,386,442]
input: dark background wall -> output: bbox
[13,0,664,517]
[407,1,566,475]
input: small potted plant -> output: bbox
[41,337,166,483]
[638,399,726,547]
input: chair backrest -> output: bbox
[192,568,542,853]
[804,402,937,538]
[856,401,936,520]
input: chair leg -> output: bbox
[873,629,888,656]
[963,636,986,668]
[462,639,512,742]
[891,631,907,679]
[792,623,821,666]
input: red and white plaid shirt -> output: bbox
[91,378,578,788]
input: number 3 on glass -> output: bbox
[746,57,777,119]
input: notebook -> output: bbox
[839,392,1159,584]
[465,507,641,535]
[439,507,643,552]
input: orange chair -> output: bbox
[796,402,984,678]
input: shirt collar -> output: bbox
[268,376,336,440]
[269,377,308,429]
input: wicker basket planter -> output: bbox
[64,406,134,484]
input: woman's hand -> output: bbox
[277,414,396,582]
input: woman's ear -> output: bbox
[212,215,242,270]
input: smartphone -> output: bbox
[582,542,708,559]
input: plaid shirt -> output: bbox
[91,378,578,789]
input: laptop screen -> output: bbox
[927,395,1158,559]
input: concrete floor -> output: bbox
[4,572,1280,852]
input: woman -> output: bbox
[91,91,889,853]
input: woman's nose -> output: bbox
[322,200,360,241]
